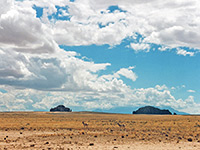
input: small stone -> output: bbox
[30,144,35,147]
[45,142,49,144]
[89,143,94,146]
[188,138,193,142]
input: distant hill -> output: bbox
[132,106,172,115]
[50,105,72,112]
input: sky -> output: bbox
[0,0,200,113]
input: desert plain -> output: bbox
[0,112,200,149]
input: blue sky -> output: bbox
[62,40,200,100]
[0,0,200,113]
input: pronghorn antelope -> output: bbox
[117,122,125,128]
[82,121,88,127]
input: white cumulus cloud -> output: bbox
[177,48,194,56]
[114,67,137,82]
[187,90,196,93]
[155,85,168,91]
[39,0,200,51]
[129,43,150,52]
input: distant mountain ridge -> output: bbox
[132,106,172,115]
[159,106,189,115]
[94,106,189,115]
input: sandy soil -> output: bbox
[0,112,200,150]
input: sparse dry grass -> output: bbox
[0,112,200,149]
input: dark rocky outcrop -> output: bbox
[132,106,172,115]
[50,105,72,112]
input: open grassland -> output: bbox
[0,112,200,149]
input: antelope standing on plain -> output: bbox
[117,122,125,128]
[82,121,88,127]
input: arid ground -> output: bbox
[0,112,200,149]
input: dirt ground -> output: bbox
[0,112,200,150]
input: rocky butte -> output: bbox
[132,106,172,115]
[50,105,72,112]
